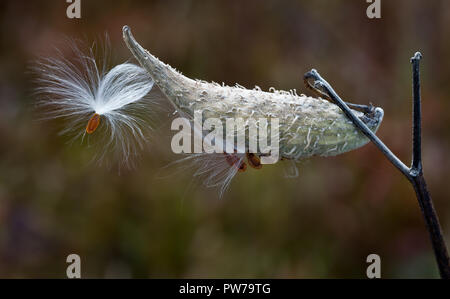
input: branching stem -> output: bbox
[304,52,450,279]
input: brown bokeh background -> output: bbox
[1,0,450,278]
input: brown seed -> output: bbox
[246,153,262,169]
[238,162,247,172]
[224,153,247,173]
[86,113,100,134]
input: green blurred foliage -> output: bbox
[0,0,449,278]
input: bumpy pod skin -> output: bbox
[123,26,384,160]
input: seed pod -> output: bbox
[123,26,384,161]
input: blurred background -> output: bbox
[1,0,450,278]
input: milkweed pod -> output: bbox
[123,25,384,161]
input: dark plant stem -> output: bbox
[304,52,450,279]
[411,172,450,278]
[411,52,423,172]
